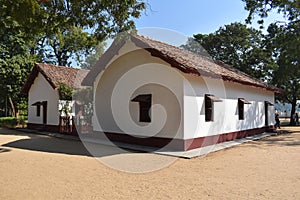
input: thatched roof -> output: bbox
[21,63,89,94]
[83,34,280,93]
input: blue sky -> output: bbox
[76,1,285,67]
[134,0,285,41]
[135,0,249,36]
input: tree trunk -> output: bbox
[5,96,8,117]
[8,96,16,117]
[289,96,297,125]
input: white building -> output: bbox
[21,63,89,133]
[82,35,281,151]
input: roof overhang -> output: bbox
[238,98,252,104]
[206,94,223,102]
[82,34,282,94]
[21,63,57,95]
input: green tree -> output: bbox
[184,22,274,80]
[266,22,300,124]
[243,0,300,25]
[0,0,146,116]
[44,26,97,66]
[180,37,210,57]
[243,0,300,124]
[0,17,36,117]
[81,42,106,70]
[58,82,73,101]
[0,0,146,66]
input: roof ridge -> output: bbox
[132,34,218,75]
[83,34,281,93]
[21,63,90,94]
[214,60,268,85]
[135,35,275,83]
[134,34,213,60]
[35,62,79,70]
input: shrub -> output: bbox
[0,117,18,128]
[18,116,28,128]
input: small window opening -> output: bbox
[238,98,251,120]
[32,102,41,117]
[131,94,152,122]
[205,94,222,122]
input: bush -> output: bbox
[18,116,28,128]
[0,117,18,128]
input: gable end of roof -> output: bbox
[21,63,57,95]
[82,34,281,93]
[21,63,89,95]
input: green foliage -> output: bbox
[0,13,37,117]
[17,98,28,116]
[0,1,146,116]
[243,0,300,124]
[59,100,72,116]
[58,82,73,100]
[267,21,300,121]
[43,26,98,66]
[81,42,106,70]
[73,87,93,116]
[185,22,274,80]
[180,37,210,57]
[18,115,28,128]
[0,117,18,128]
[0,0,146,66]
[243,0,300,25]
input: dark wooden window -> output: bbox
[205,94,213,121]
[32,102,41,117]
[205,94,222,122]
[238,98,251,120]
[131,94,152,123]
[42,101,47,124]
[36,105,41,117]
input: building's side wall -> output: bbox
[183,75,275,140]
[93,47,184,139]
[28,73,60,125]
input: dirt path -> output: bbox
[0,127,299,199]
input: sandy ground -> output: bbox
[0,127,299,200]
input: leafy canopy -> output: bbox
[0,0,146,66]
[0,0,147,116]
[183,22,274,80]
[243,0,300,124]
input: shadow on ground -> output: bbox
[2,136,93,156]
[0,147,11,153]
[260,132,300,146]
[0,128,140,158]
[240,127,300,148]
[1,126,299,158]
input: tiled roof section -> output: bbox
[131,34,280,92]
[82,34,280,93]
[21,63,89,94]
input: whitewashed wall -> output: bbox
[93,46,184,139]
[28,73,60,125]
[183,75,275,139]
[92,40,275,140]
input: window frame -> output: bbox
[32,101,41,117]
[205,94,214,122]
[36,104,41,117]
[238,98,251,120]
[205,94,222,122]
[238,98,245,120]
[131,94,152,123]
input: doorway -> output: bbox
[265,101,273,127]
